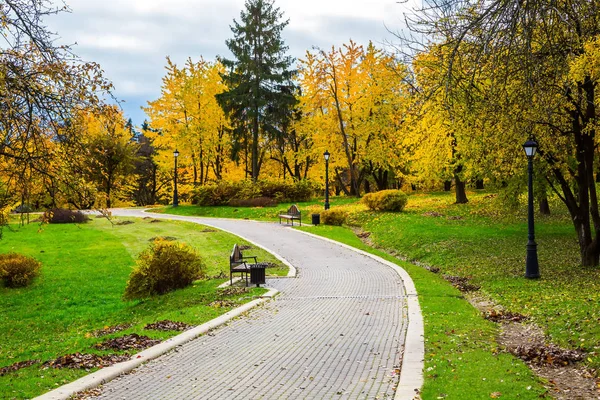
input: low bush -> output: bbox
[0,253,41,287]
[321,208,348,226]
[361,190,408,212]
[123,239,205,300]
[43,208,90,224]
[192,179,317,206]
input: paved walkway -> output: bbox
[93,210,410,399]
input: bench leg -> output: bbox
[230,271,233,286]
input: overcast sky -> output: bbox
[46,0,417,125]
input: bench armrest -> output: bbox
[241,255,258,263]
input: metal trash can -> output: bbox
[250,263,266,287]
[312,213,320,226]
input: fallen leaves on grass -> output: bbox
[484,309,529,323]
[148,236,177,242]
[90,324,132,338]
[444,275,480,292]
[0,360,40,376]
[422,211,444,218]
[43,353,130,369]
[512,344,584,366]
[94,334,161,351]
[144,320,192,332]
[218,286,249,297]
[239,245,252,250]
[115,220,134,226]
[209,300,237,308]
[201,228,217,233]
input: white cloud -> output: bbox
[45,0,415,123]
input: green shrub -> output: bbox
[192,179,317,206]
[321,208,348,226]
[123,239,205,300]
[43,208,90,224]
[361,190,408,212]
[0,253,41,287]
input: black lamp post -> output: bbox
[173,149,179,207]
[324,150,330,210]
[523,139,540,279]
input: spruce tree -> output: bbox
[217,0,296,180]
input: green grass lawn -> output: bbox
[0,217,284,400]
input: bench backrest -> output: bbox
[287,204,300,217]
[230,244,244,266]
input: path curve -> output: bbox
[94,209,423,399]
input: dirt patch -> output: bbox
[144,320,192,332]
[0,360,39,376]
[443,275,480,292]
[447,215,464,221]
[422,211,444,217]
[425,266,440,274]
[94,334,161,351]
[470,294,600,399]
[149,219,162,223]
[357,231,371,239]
[91,324,132,338]
[239,244,253,250]
[43,353,130,370]
[201,228,217,233]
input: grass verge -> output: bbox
[0,217,283,399]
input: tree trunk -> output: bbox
[539,197,550,215]
[455,174,468,204]
[444,180,452,192]
[475,179,484,189]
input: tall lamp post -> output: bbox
[324,150,330,210]
[523,139,540,279]
[173,149,179,207]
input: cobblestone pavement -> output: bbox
[95,211,407,400]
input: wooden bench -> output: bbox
[229,244,258,286]
[279,204,301,226]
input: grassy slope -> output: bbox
[352,192,600,363]
[0,217,281,399]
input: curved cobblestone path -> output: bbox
[96,210,407,400]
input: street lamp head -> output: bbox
[323,150,330,161]
[523,139,538,159]
[174,149,180,158]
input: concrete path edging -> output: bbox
[34,289,279,400]
[293,229,424,400]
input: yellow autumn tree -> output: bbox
[299,41,409,196]
[144,58,232,201]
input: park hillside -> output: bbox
[1,0,600,398]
